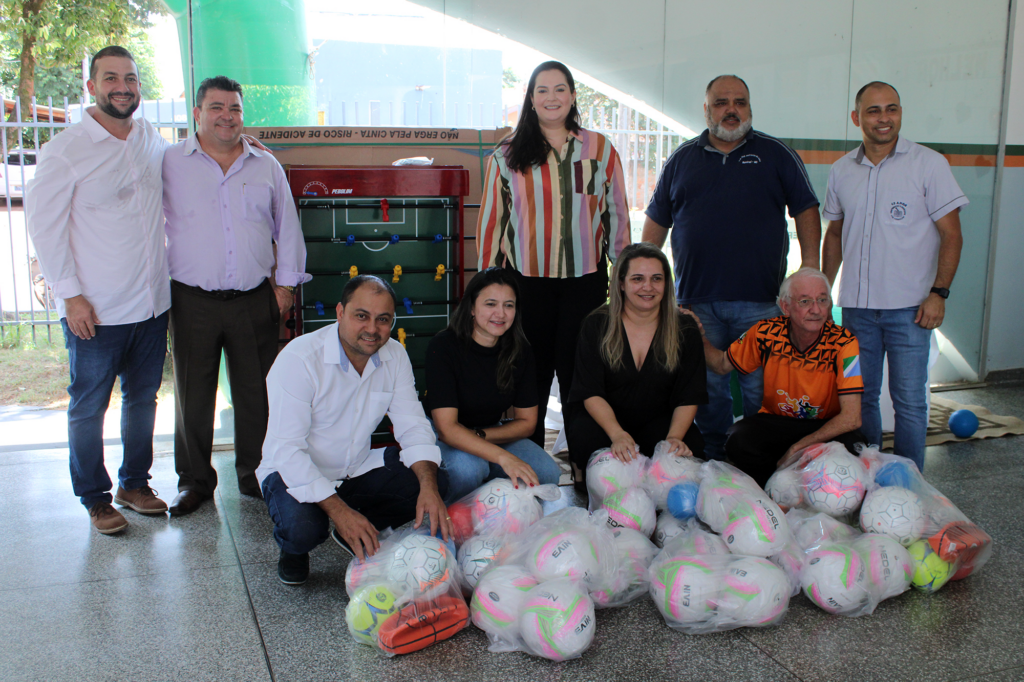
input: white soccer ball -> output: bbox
[519,580,596,661]
[853,534,914,601]
[721,498,789,557]
[649,554,720,625]
[768,544,804,591]
[800,448,868,517]
[472,478,543,532]
[765,468,804,509]
[387,534,452,595]
[528,529,602,586]
[601,487,657,537]
[859,486,926,547]
[644,449,703,508]
[717,556,791,627]
[791,511,857,551]
[591,527,657,607]
[672,527,731,556]
[586,450,646,503]
[654,513,687,548]
[457,536,504,589]
[801,544,871,615]
[471,565,539,639]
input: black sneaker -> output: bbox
[277,550,309,585]
[330,527,356,558]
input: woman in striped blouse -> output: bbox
[476,60,631,451]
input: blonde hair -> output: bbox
[599,243,680,373]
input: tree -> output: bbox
[502,67,520,89]
[0,0,166,144]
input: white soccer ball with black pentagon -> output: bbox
[859,486,926,547]
[654,513,687,548]
[800,449,867,516]
[457,536,504,589]
[472,478,542,531]
[387,534,452,595]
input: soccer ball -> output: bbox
[591,528,657,607]
[649,555,720,624]
[801,448,867,516]
[644,449,702,508]
[717,556,790,627]
[672,526,730,556]
[907,540,954,593]
[696,466,761,531]
[853,534,913,601]
[801,544,870,615]
[387,534,452,595]
[654,513,687,548]
[470,565,539,639]
[768,544,804,589]
[791,512,856,551]
[601,487,657,537]
[345,583,397,645]
[874,459,916,489]
[860,486,926,546]
[471,479,543,532]
[528,529,602,586]
[457,536,504,589]
[765,468,804,509]
[666,482,701,520]
[722,498,788,557]
[519,580,596,661]
[587,450,646,503]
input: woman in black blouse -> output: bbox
[425,268,563,504]
[565,242,707,488]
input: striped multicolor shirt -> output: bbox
[476,128,630,278]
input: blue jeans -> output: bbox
[436,425,563,505]
[842,307,931,472]
[62,312,169,508]
[689,301,781,461]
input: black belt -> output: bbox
[172,278,269,301]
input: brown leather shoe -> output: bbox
[168,490,210,517]
[89,502,128,534]
[114,485,168,515]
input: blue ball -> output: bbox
[874,460,914,488]
[666,482,700,520]
[948,409,980,439]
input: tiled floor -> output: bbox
[2,383,1023,681]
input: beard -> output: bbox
[706,111,752,142]
[96,92,139,120]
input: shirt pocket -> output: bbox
[880,192,919,227]
[573,159,603,196]
[242,182,272,222]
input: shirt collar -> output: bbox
[81,108,137,144]
[326,323,384,372]
[699,127,751,156]
[854,135,909,166]
[183,133,257,160]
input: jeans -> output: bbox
[436,425,563,505]
[262,446,449,555]
[689,300,781,461]
[841,307,931,472]
[62,312,169,508]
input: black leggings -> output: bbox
[725,413,867,488]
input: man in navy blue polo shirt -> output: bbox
[642,75,821,461]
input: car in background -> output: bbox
[0,149,37,199]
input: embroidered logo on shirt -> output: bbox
[776,389,820,419]
[890,201,907,220]
[739,154,761,164]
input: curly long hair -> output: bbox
[502,61,582,173]
[448,267,528,393]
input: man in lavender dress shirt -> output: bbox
[162,76,310,515]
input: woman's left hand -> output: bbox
[663,438,692,457]
[498,453,539,489]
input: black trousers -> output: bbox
[725,412,867,488]
[169,279,280,496]
[512,267,609,446]
[564,403,705,474]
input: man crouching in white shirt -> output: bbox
[256,275,451,585]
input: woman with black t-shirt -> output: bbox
[565,242,708,491]
[425,268,563,504]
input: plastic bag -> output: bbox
[585,448,650,507]
[654,512,687,548]
[856,447,992,592]
[696,461,792,557]
[642,440,704,509]
[519,578,597,661]
[764,441,870,518]
[590,527,658,608]
[446,478,560,546]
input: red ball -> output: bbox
[447,502,475,545]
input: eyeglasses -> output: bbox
[794,296,831,309]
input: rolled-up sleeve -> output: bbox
[388,345,442,468]
[261,350,338,504]
[25,152,82,300]
[269,158,311,287]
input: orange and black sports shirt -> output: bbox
[726,316,863,421]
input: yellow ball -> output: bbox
[907,540,953,593]
[345,584,397,645]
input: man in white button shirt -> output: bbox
[256,275,451,585]
[162,76,310,516]
[822,81,968,473]
[26,46,171,534]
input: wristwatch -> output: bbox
[930,287,950,299]
[474,427,487,439]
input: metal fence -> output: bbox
[1,96,688,341]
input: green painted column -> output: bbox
[164,0,315,126]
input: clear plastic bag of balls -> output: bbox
[456,519,530,594]
[343,526,469,656]
[643,440,705,510]
[585,447,650,509]
[648,544,792,634]
[785,508,913,616]
[856,447,993,593]
[764,441,871,519]
[695,460,792,557]
[445,477,560,547]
